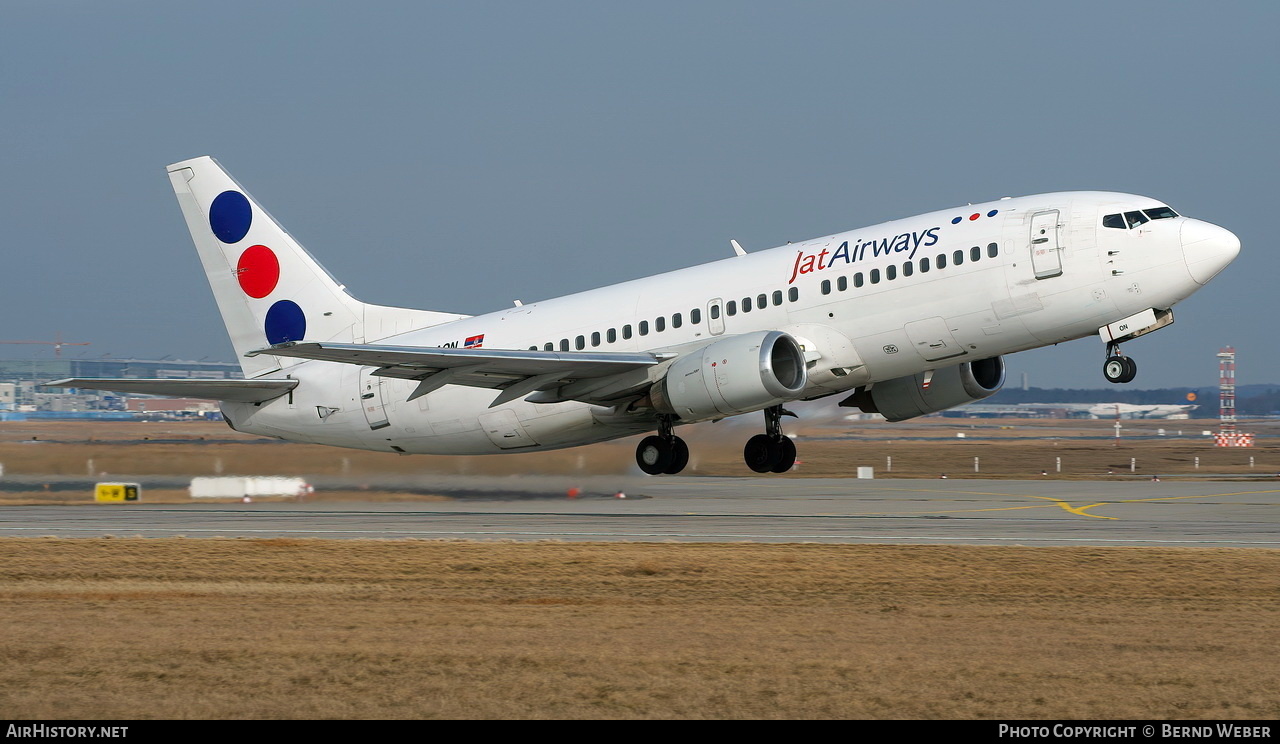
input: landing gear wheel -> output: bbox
[1120,356,1137,383]
[663,437,689,475]
[1103,355,1137,384]
[636,435,673,475]
[744,434,776,473]
[744,405,802,474]
[769,436,797,473]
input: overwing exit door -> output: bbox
[707,298,725,335]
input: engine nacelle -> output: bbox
[651,330,808,421]
[840,356,1005,422]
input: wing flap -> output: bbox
[46,378,298,403]
[248,341,674,403]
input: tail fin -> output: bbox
[166,157,467,377]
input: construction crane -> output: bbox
[0,333,90,357]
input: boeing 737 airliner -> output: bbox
[54,157,1240,474]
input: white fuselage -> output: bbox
[222,191,1234,455]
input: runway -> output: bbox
[3,476,1279,546]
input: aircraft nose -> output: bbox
[1181,219,1240,285]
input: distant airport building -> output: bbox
[0,358,238,419]
[0,358,240,383]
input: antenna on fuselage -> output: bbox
[730,239,747,257]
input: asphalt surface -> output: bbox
[3,475,1279,546]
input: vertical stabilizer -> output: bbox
[166,157,466,377]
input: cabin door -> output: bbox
[1030,210,1063,279]
[358,369,390,430]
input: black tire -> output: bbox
[744,434,776,473]
[663,437,690,475]
[1118,356,1138,383]
[636,435,672,475]
[1103,356,1128,384]
[769,436,797,473]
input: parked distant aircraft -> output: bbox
[54,157,1239,473]
[944,402,1198,419]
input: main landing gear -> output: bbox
[1102,342,1138,384]
[635,415,689,475]
[743,405,798,474]
[635,407,801,475]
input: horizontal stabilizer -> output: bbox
[250,342,673,403]
[46,378,298,403]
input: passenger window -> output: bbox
[870,268,881,284]
[1103,214,1126,229]
[560,339,569,351]
[920,256,930,273]
[726,301,737,316]
[655,317,666,332]
[576,335,585,350]
[821,279,831,295]
[691,308,701,324]
[591,332,600,347]
[854,273,864,288]
[837,276,848,291]
[672,313,682,329]
[788,287,798,302]
[773,290,784,305]
[953,249,964,266]
[937,253,947,269]
[607,328,616,343]
[971,246,981,262]
[903,261,913,277]
[1124,210,1150,228]
[758,293,768,308]
[742,297,752,313]
[623,325,633,340]
[886,265,897,280]
[710,305,720,320]
[987,242,998,258]
[639,321,649,336]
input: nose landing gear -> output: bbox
[1103,343,1138,384]
[635,415,689,475]
[744,405,798,473]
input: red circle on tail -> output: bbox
[236,245,280,298]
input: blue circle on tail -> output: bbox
[265,300,306,345]
[210,191,252,243]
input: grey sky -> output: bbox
[2,1,1275,389]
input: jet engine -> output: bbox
[650,330,808,422]
[840,357,1005,422]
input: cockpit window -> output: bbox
[1142,206,1179,220]
[1103,214,1125,229]
[1124,210,1150,228]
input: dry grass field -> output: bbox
[1,420,1277,719]
[1,418,1277,492]
[1,538,1277,720]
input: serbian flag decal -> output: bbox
[464,334,485,349]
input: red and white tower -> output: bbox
[1215,346,1253,447]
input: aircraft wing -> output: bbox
[249,341,675,406]
[46,378,298,403]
